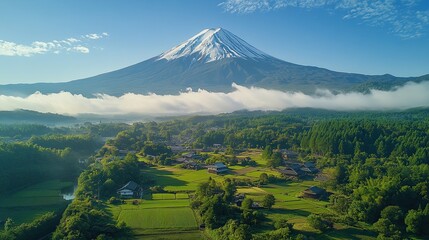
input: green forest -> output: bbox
[1,110,429,239]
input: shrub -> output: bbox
[108,197,121,204]
[149,185,165,193]
[307,214,333,232]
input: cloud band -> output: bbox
[219,0,429,39]
[0,32,108,57]
[0,82,428,116]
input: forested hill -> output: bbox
[138,111,429,238]
[0,110,75,124]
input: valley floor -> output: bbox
[0,180,73,225]
[103,150,377,239]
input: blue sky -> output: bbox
[1,0,428,84]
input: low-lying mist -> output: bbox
[1,82,428,116]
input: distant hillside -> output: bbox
[0,110,76,124]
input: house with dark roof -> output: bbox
[279,166,301,177]
[281,161,319,177]
[281,149,298,160]
[302,186,326,199]
[182,161,202,170]
[300,162,319,174]
[117,181,142,198]
[207,162,228,174]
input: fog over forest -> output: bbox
[0,82,428,116]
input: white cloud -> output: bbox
[0,40,50,57]
[219,0,429,39]
[71,46,90,54]
[84,33,105,40]
[0,32,108,57]
[67,38,80,43]
[0,82,428,116]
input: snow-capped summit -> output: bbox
[157,28,271,63]
[1,27,415,97]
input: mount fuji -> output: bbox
[1,28,427,96]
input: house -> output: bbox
[170,145,185,153]
[302,186,326,199]
[117,181,142,198]
[279,162,303,177]
[300,162,319,174]
[252,202,261,209]
[289,163,302,170]
[303,162,316,168]
[279,167,301,177]
[281,149,298,160]
[234,193,246,206]
[207,162,229,174]
[182,152,196,159]
[175,157,188,163]
[182,161,202,170]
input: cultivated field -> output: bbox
[152,193,176,200]
[0,180,73,224]
[108,198,200,238]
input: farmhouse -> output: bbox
[281,161,319,177]
[302,186,326,199]
[235,193,246,206]
[279,167,301,177]
[170,145,185,153]
[182,161,202,170]
[300,162,319,174]
[182,151,202,159]
[281,149,298,160]
[176,157,188,163]
[280,162,304,177]
[207,162,228,174]
[117,181,142,198]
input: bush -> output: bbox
[405,209,424,235]
[108,197,121,204]
[149,185,165,193]
[242,198,254,210]
[307,214,333,232]
[262,194,275,209]
[253,227,292,240]
[259,173,269,185]
[274,218,292,230]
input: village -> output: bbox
[95,137,337,240]
[113,143,326,200]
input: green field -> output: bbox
[108,199,199,236]
[140,150,280,192]
[175,193,189,199]
[152,193,176,200]
[0,180,73,224]
[136,231,203,240]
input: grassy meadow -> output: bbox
[0,180,73,224]
[107,198,201,239]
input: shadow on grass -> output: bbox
[263,181,294,188]
[324,226,377,240]
[141,168,188,188]
[268,207,312,218]
[295,226,377,240]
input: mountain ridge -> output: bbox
[157,28,271,63]
[1,28,428,96]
